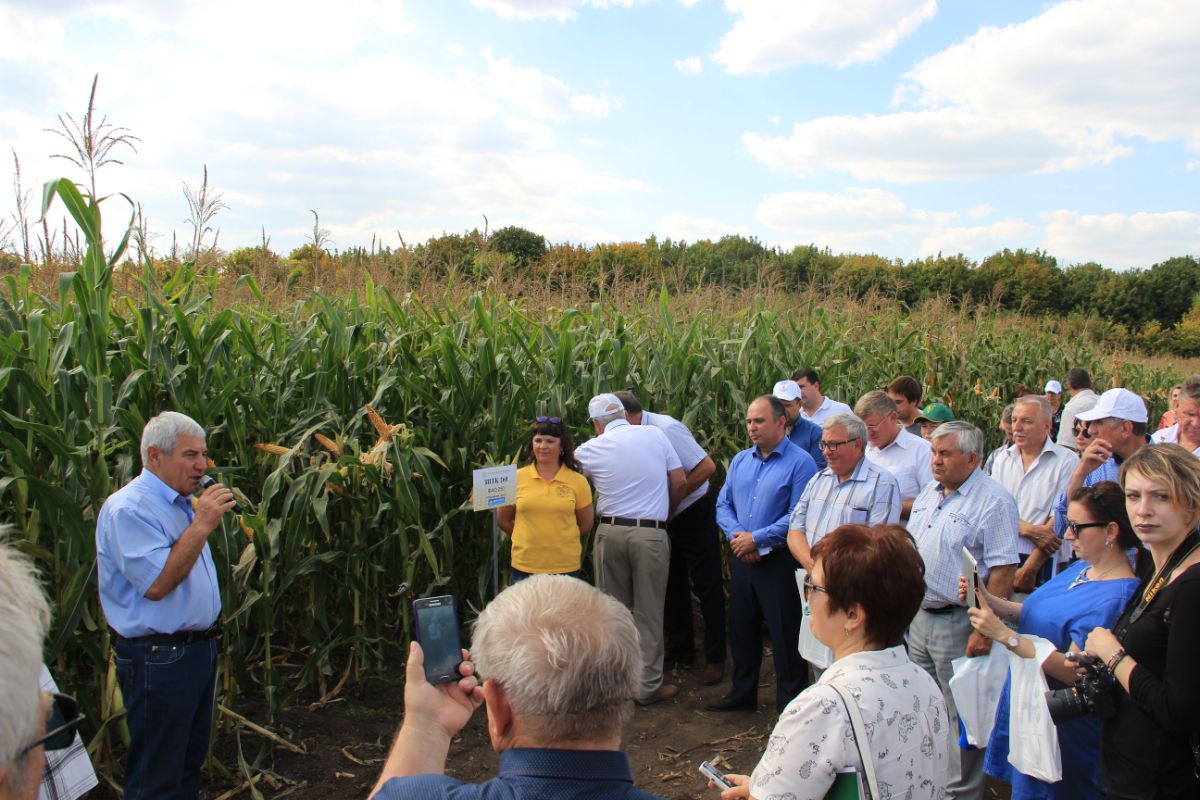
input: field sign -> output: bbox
[472,465,517,511]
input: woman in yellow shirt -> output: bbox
[497,416,594,581]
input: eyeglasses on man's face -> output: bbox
[18,693,84,757]
[818,438,857,452]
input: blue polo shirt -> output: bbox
[96,470,221,637]
[716,437,819,553]
[374,748,664,799]
[787,416,827,470]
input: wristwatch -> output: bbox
[1004,633,1020,649]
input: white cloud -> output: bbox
[470,0,637,22]
[1042,210,1200,269]
[481,47,613,121]
[447,42,463,56]
[716,0,937,73]
[658,213,752,242]
[756,187,1038,256]
[745,108,1131,182]
[674,56,703,75]
[745,0,1200,182]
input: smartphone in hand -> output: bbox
[413,595,464,684]
[699,760,733,790]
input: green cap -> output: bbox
[916,402,956,424]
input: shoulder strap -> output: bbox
[827,681,881,800]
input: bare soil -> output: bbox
[188,646,1008,800]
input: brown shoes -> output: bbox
[699,662,725,686]
[635,684,679,706]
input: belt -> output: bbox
[599,515,667,530]
[111,623,222,645]
[922,604,962,615]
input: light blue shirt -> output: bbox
[716,437,818,553]
[788,456,902,546]
[96,470,221,637]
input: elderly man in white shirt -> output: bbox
[792,367,852,426]
[575,393,685,706]
[854,390,932,521]
[990,395,1079,593]
[1151,373,1200,456]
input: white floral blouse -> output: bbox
[750,645,949,800]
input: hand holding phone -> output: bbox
[413,595,464,685]
[699,760,733,790]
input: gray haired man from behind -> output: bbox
[369,574,665,799]
[0,533,55,800]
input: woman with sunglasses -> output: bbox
[1081,444,1200,799]
[497,416,594,582]
[963,481,1140,799]
[710,524,948,799]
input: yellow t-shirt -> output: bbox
[510,464,592,574]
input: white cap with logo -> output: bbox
[1044,380,1063,394]
[1075,388,1148,424]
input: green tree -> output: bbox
[491,225,546,268]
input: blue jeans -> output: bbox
[114,637,217,800]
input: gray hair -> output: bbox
[1013,394,1052,422]
[931,420,985,463]
[594,410,625,428]
[853,390,897,420]
[140,411,206,465]
[1001,403,1015,425]
[0,527,52,787]
[823,412,867,444]
[471,574,640,743]
[1181,375,1200,406]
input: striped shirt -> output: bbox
[909,468,1020,609]
[788,456,902,546]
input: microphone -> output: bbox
[199,475,243,513]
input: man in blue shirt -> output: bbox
[369,575,663,800]
[772,379,827,469]
[96,411,237,800]
[709,396,818,713]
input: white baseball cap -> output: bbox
[1044,380,1063,394]
[773,379,803,402]
[587,393,625,419]
[1075,388,1148,424]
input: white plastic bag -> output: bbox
[948,641,1008,746]
[795,568,832,669]
[1005,635,1062,783]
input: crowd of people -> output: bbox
[2,369,1199,800]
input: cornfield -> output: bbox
[0,179,1185,783]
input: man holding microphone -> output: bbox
[96,411,237,800]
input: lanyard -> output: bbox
[1120,531,1200,630]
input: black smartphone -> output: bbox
[413,595,464,684]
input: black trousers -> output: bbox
[728,546,809,712]
[663,490,727,665]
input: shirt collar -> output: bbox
[752,436,793,462]
[820,645,908,681]
[938,466,982,497]
[602,418,631,433]
[139,468,190,504]
[497,748,635,782]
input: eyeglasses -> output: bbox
[19,693,84,757]
[802,574,829,600]
[818,438,857,452]
[1065,519,1107,536]
[535,416,562,424]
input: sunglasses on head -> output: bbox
[19,693,85,757]
[535,416,562,424]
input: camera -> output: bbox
[1045,652,1115,724]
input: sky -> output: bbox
[1,0,1197,269]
